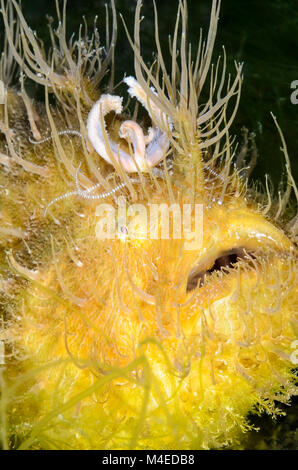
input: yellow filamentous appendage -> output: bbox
[0,0,297,450]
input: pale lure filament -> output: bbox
[86,76,172,173]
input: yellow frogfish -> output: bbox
[0,0,297,450]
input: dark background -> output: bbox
[1,0,297,450]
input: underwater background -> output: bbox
[1,0,297,450]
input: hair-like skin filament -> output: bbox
[44,163,139,216]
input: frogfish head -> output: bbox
[0,0,297,450]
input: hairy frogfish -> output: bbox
[0,0,297,450]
